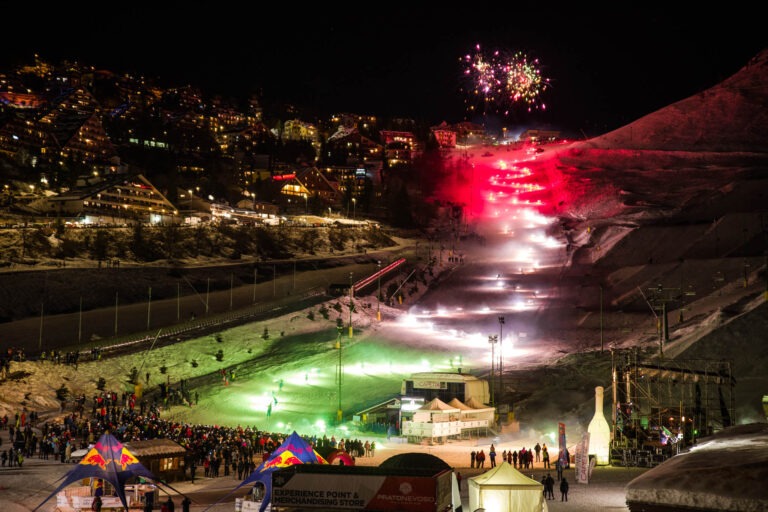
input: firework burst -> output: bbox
[462,44,550,115]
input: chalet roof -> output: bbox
[327,125,357,142]
[287,167,341,199]
[409,371,480,383]
[124,438,187,457]
[45,173,128,201]
[46,174,176,213]
[39,88,101,147]
[355,396,401,415]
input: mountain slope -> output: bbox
[578,48,768,152]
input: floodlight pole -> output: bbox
[488,335,498,405]
[498,316,505,400]
[147,287,152,329]
[348,272,354,338]
[377,261,382,321]
[336,326,344,422]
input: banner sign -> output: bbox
[272,471,448,512]
[558,422,570,469]
[412,380,446,390]
[575,432,590,484]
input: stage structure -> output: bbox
[609,348,735,467]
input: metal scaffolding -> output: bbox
[609,348,735,466]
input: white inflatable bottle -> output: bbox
[588,385,611,465]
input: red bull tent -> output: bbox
[34,432,158,511]
[209,431,328,512]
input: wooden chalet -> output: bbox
[124,438,188,483]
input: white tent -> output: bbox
[403,397,462,440]
[468,461,548,512]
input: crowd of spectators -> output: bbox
[2,389,376,482]
[2,346,106,378]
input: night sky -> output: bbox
[3,6,765,135]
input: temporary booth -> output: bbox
[468,461,548,512]
[402,398,461,443]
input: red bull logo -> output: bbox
[282,456,302,466]
[261,451,292,470]
[258,440,328,473]
[80,450,108,470]
[119,449,140,470]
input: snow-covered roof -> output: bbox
[625,423,768,511]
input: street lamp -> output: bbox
[336,325,344,422]
[498,316,505,399]
[377,260,382,321]
[352,197,356,219]
[488,335,498,405]
[303,193,308,213]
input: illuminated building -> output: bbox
[325,126,383,166]
[275,167,341,212]
[380,130,417,167]
[37,174,179,224]
[0,88,116,166]
[430,121,457,149]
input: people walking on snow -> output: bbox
[476,449,486,468]
[545,473,555,500]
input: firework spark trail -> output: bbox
[462,44,550,115]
